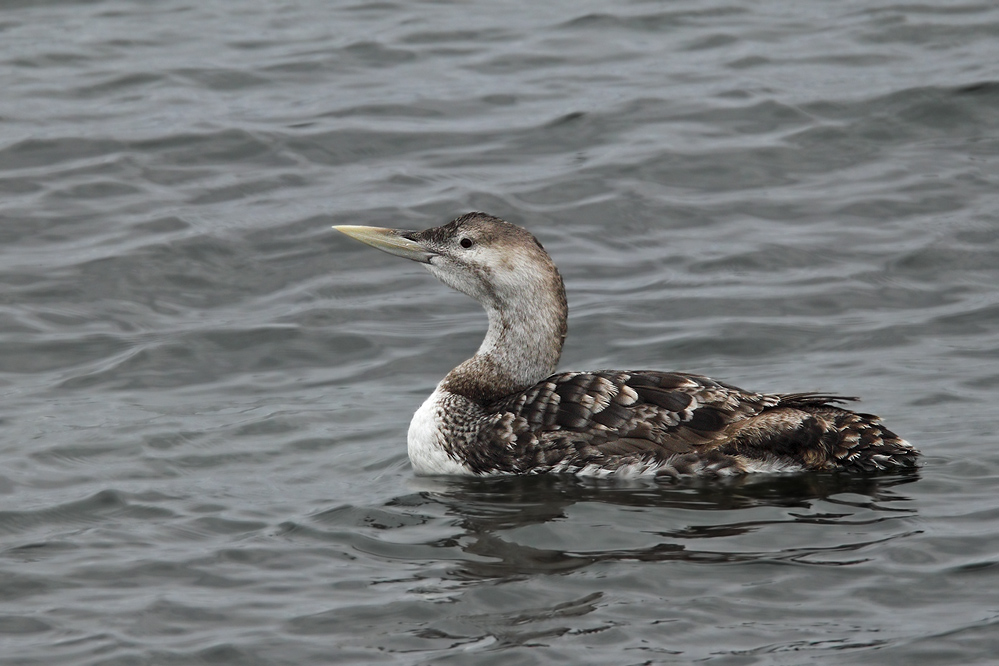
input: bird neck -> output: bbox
[441,279,567,405]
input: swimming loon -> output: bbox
[334,212,917,477]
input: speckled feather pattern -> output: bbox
[429,371,916,477]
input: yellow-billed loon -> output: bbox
[334,212,917,477]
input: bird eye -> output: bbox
[459,237,473,249]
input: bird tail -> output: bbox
[819,407,918,472]
[726,394,918,472]
[778,394,918,471]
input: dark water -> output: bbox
[3,1,999,664]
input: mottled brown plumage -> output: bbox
[437,370,914,476]
[334,213,918,477]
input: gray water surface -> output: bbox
[2,1,999,664]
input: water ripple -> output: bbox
[1,1,998,664]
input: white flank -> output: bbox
[734,456,805,474]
